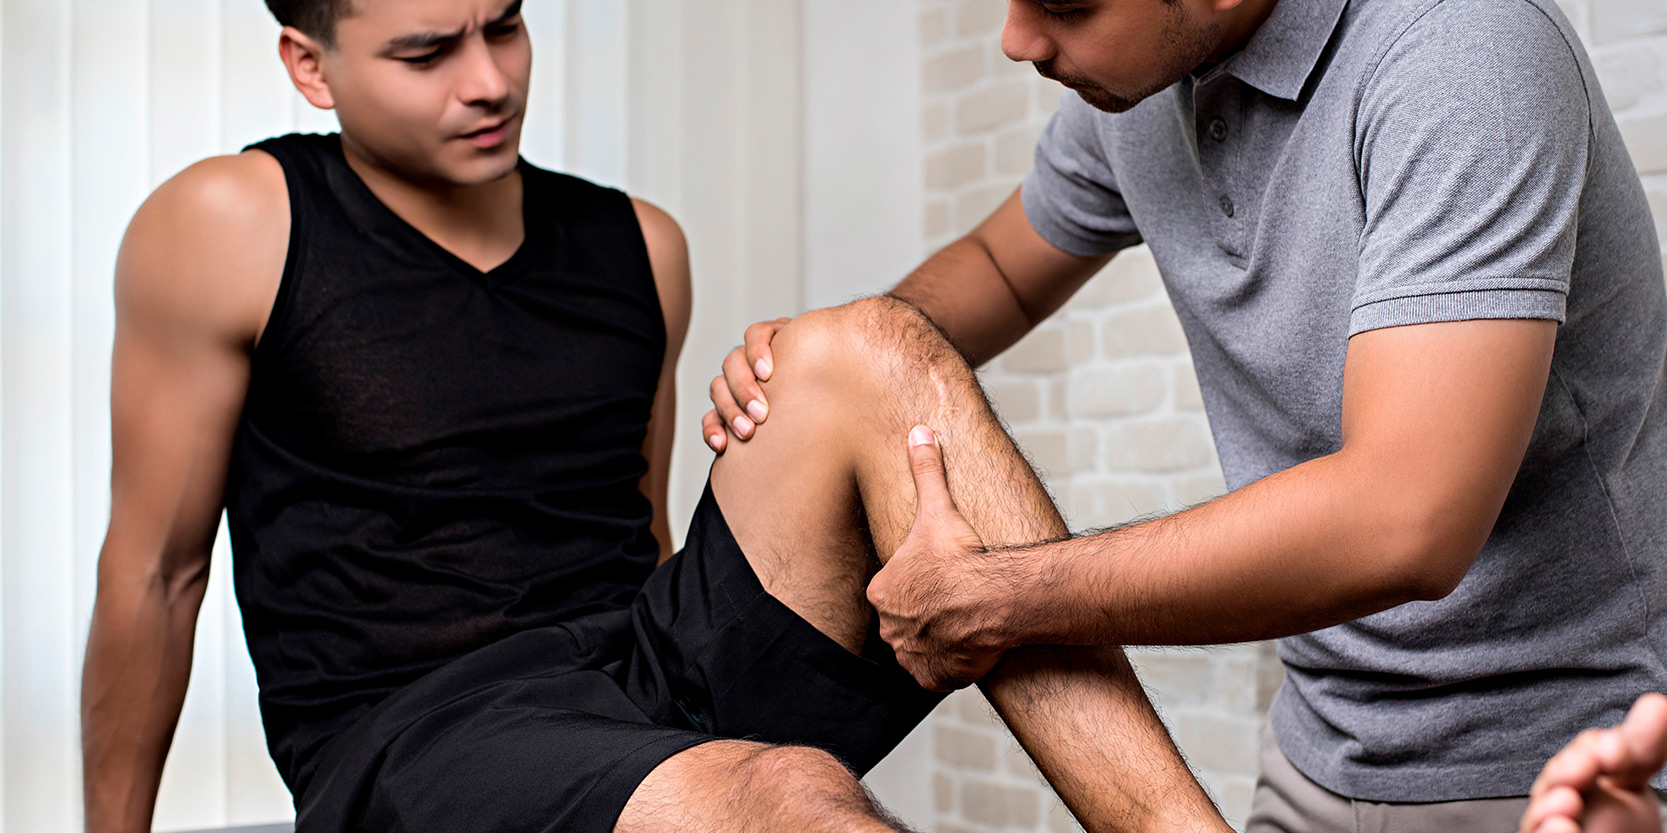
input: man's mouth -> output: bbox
[460,117,514,147]
[1034,61,1093,90]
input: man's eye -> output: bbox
[399,51,443,66]
[1040,3,1090,20]
[486,19,521,38]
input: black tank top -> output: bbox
[224,133,666,790]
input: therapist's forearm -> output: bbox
[890,235,1039,367]
[988,320,1553,649]
[989,449,1483,649]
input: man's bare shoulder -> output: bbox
[116,150,290,347]
[631,197,691,347]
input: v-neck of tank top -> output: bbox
[327,136,541,288]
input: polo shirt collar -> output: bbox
[1219,0,1350,101]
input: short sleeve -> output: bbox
[1350,0,1590,336]
[1021,92,1143,257]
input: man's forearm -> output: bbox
[890,236,1038,367]
[996,449,1477,649]
[82,576,205,833]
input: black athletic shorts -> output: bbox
[292,481,943,832]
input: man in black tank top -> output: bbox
[78,2,1233,832]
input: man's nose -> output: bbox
[1000,0,1056,63]
[456,37,511,107]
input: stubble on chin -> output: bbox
[1073,85,1143,113]
[1037,9,1222,114]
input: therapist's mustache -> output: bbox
[1033,60,1098,89]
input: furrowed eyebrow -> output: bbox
[383,0,522,53]
[489,0,524,26]
[385,26,465,52]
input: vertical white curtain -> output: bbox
[2,2,352,828]
[0,1,810,829]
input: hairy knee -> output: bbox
[741,745,868,807]
[772,296,971,395]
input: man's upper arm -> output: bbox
[102,153,288,590]
[634,199,692,358]
[632,198,691,564]
[1339,319,1555,596]
[966,189,1114,327]
[1337,2,1588,590]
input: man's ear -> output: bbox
[278,26,336,111]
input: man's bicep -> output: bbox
[1338,319,1556,586]
[102,163,280,585]
[632,197,690,563]
[632,198,692,354]
[105,318,249,577]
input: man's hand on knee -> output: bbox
[868,425,1010,692]
[1520,693,1667,833]
[703,316,791,452]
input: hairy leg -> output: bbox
[711,297,1060,652]
[707,296,1228,833]
[617,741,912,833]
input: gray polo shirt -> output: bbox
[1022,0,1667,803]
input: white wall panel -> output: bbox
[802,0,924,309]
[150,0,224,182]
[223,1,306,152]
[623,0,685,212]
[519,0,568,170]
[2,2,78,831]
[69,0,145,717]
[1,0,8,818]
[563,1,629,188]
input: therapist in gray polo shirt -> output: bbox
[707,0,1666,828]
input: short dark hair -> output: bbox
[265,0,354,47]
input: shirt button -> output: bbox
[1219,195,1235,217]
[1209,118,1228,141]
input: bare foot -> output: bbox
[1520,693,1667,833]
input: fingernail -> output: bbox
[746,400,768,422]
[733,415,754,435]
[755,358,772,380]
[910,425,936,446]
[707,433,725,451]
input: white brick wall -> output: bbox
[1564,0,1667,278]
[916,0,1667,830]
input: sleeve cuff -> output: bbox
[1348,287,1567,337]
[1020,171,1142,259]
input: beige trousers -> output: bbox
[1243,728,1667,833]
